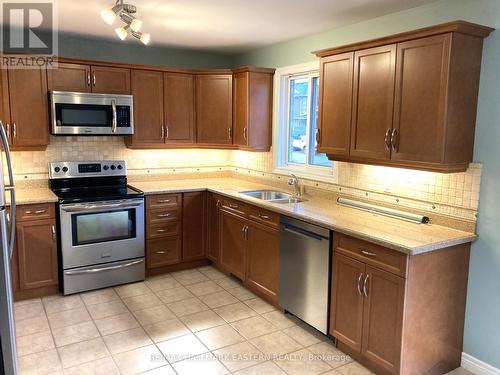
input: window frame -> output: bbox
[273,62,338,183]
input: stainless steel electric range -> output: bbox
[49,160,145,295]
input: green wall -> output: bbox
[234,0,500,368]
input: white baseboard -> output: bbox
[462,353,500,375]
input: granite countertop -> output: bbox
[130,178,477,256]
[7,187,58,206]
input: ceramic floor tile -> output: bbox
[81,288,120,306]
[94,312,140,336]
[243,298,276,314]
[197,266,227,280]
[180,309,226,332]
[114,282,151,298]
[15,315,50,337]
[234,361,287,375]
[308,342,352,369]
[230,315,279,339]
[86,300,129,320]
[172,352,230,375]
[198,290,239,309]
[250,331,302,357]
[139,365,177,375]
[102,327,153,354]
[167,297,209,317]
[63,356,120,375]
[261,310,299,330]
[16,331,55,357]
[336,361,375,375]
[43,295,84,315]
[14,300,46,322]
[112,344,167,375]
[122,292,162,311]
[14,297,41,307]
[143,318,190,343]
[213,341,263,372]
[215,277,243,290]
[227,285,257,301]
[132,305,176,326]
[145,275,181,292]
[185,280,224,296]
[283,324,325,347]
[274,348,332,375]
[57,337,109,369]
[51,320,100,347]
[18,348,62,375]
[47,307,92,330]
[213,302,258,323]
[195,324,245,350]
[157,333,209,363]
[171,269,210,285]
[155,286,195,304]
[447,368,476,375]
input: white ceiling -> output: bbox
[56,0,438,52]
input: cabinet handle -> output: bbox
[92,73,96,86]
[166,126,169,140]
[228,127,232,140]
[242,225,246,239]
[316,129,321,144]
[6,123,10,139]
[157,213,171,218]
[391,129,399,152]
[229,203,239,209]
[161,125,165,139]
[216,200,221,208]
[384,128,392,151]
[363,274,370,297]
[156,229,166,233]
[157,199,171,203]
[155,250,168,254]
[244,225,249,240]
[25,209,46,215]
[12,122,16,139]
[243,127,247,141]
[51,225,56,241]
[361,250,377,257]
[87,72,91,86]
[357,273,363,296]
[258,214,270,220]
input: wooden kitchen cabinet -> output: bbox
[182,191,207,261]
[232,67,274,151]
[48,62,130,94]
[164,73,195,144]
[146,237,181,269]
[314,21,493,172]
[1,68,49,150]
[196,74,233,146]
[207,193,222,264]
[127,70,164,146]
[220,209,247,280]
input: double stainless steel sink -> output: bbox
[239,190,307,204]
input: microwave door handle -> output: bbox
[0,121,16,259]
[111,99,117,133]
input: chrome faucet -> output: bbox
[288,174,301,197]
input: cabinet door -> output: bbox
[246,221,279,303]
[392,34,451,164]
[8,68,49,148]
[146,237,181,268]
[16,219,57,290]
[164,73,195,143]
[330,253,365,352]
[220,210,246,280]
[207,193,222,264]
[362,265,405,374]
[182,192,207,261]
[0,69,11,132]
[350,45,395,160]
[48,63,91,92]
[233,72,248,147]
[91,66,131,94]
[130,70,164,145]
[317,52,354,156]
[196,74,233,145]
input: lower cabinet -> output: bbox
[146,237,181,268]
[207,193,222,264]
[182,191,207,261]
[220,209,247,280]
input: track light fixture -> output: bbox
[101,0,151,45]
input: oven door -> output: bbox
[50,91,134,135]
[59,199,144,269]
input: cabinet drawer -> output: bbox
[335,234,407,277]
[248,206,279,228]
[146,237,181,268]
[146,207,180,225]
[17,204,55,221]
[146,222,180,239]
[221,197,248,217]
[146,194,181,209]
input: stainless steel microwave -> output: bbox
[50,91,134,135]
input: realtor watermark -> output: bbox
[0,0,58,68]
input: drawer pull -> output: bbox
[155,250,168,254]
[157,199,171,204]
[229,204,239,209]
[157,213,171,218]
[156,229,167,233]
[361,250,377,257]
[25,209,46,215]
[258,214,270,220]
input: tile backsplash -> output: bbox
[10,136,481,222]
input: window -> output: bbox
[274,62,336,181]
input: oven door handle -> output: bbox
[63,259,144,275]
[60,201,143,212]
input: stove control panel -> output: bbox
[49,160,127,179]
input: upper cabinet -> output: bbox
[232,67,275,151]
[48,62,131,94]
[314,21,494,172]
[164,73,195,144]
[196,74,233,146]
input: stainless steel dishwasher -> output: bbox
[279,216,331,334]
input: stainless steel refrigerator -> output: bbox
[0,121,17,375]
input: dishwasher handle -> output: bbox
[283,224,329,241]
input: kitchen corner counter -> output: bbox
[7,188,58,206]
[130,178,477,256]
